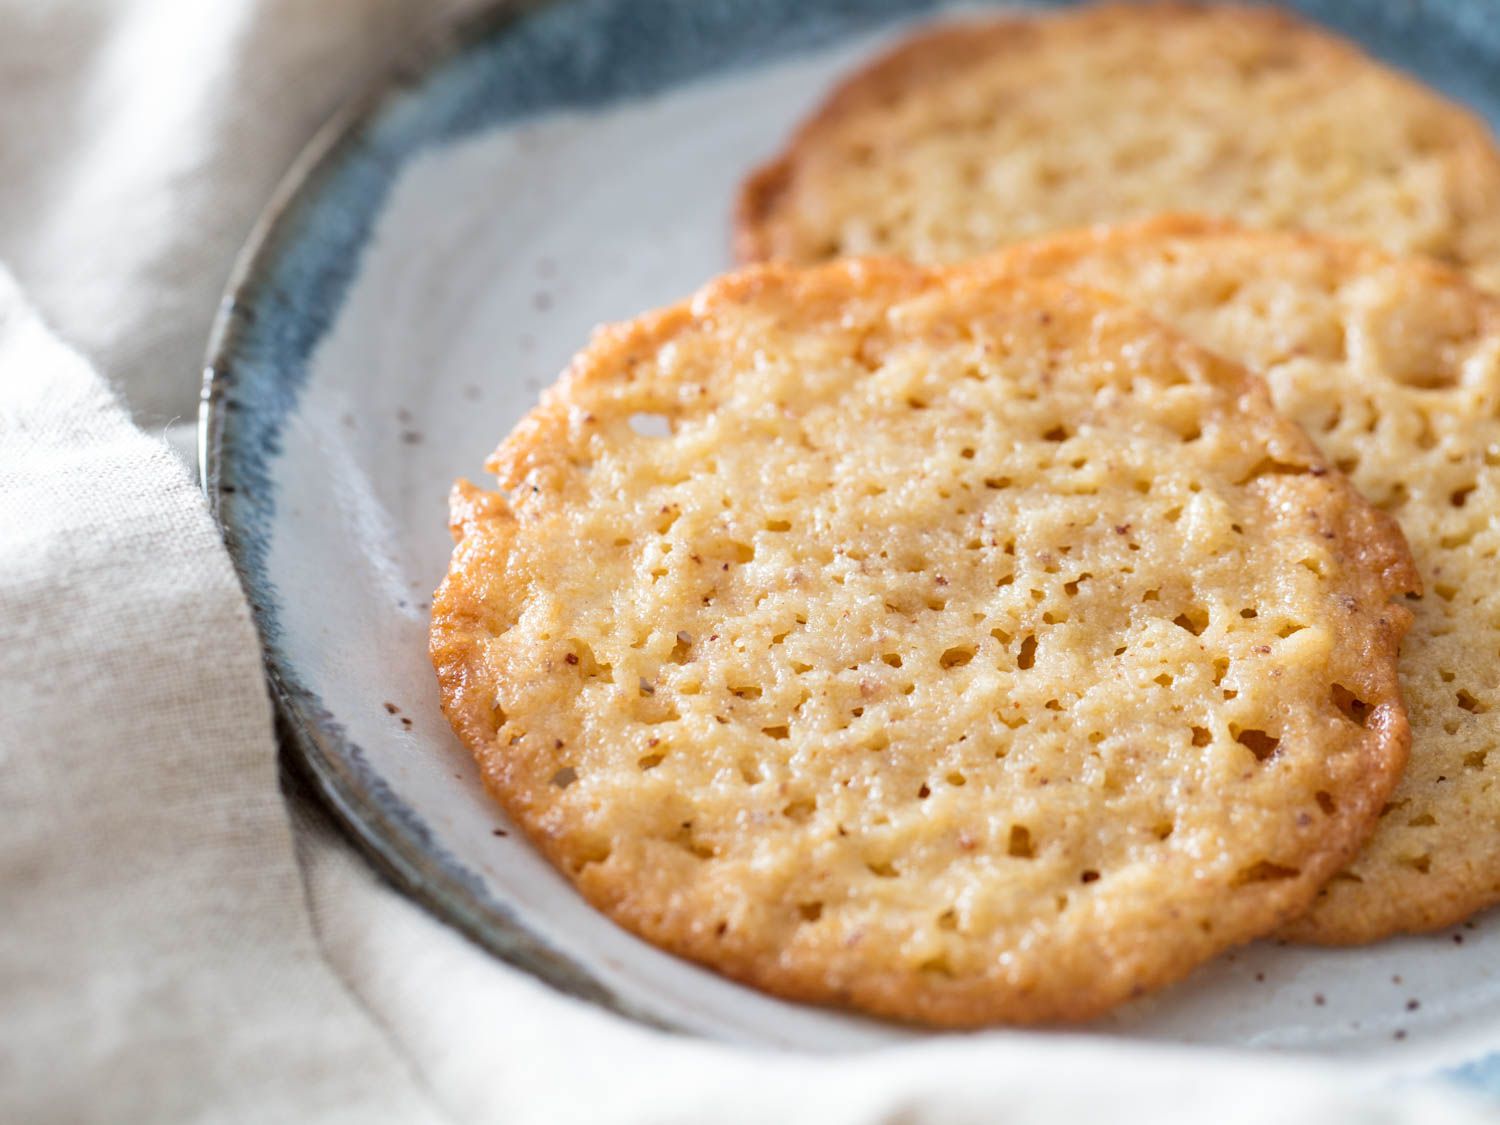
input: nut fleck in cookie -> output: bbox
[736,3,1500,291]
[972,217,1500,943]
[430,261,1415,1025]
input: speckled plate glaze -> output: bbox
[202,0,1500,1084]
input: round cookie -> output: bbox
[430,261,1416,1025]
[969,217,1500,943]
[735,2,1500,291]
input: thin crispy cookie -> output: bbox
[431,261,1415,1024]
[971,216,1500,942]
[736,3,1500,291]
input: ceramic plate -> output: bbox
[201,0,1500,1087]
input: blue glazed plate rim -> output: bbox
[198,0,683,1034]
[197,0,1500,1080]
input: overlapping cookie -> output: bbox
[431,260,1416,1024]
[736,3,1500,291]
[972,217,1500,942]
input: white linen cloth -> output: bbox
[2,2,1499,1121]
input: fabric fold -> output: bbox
[0,270,439,1124]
